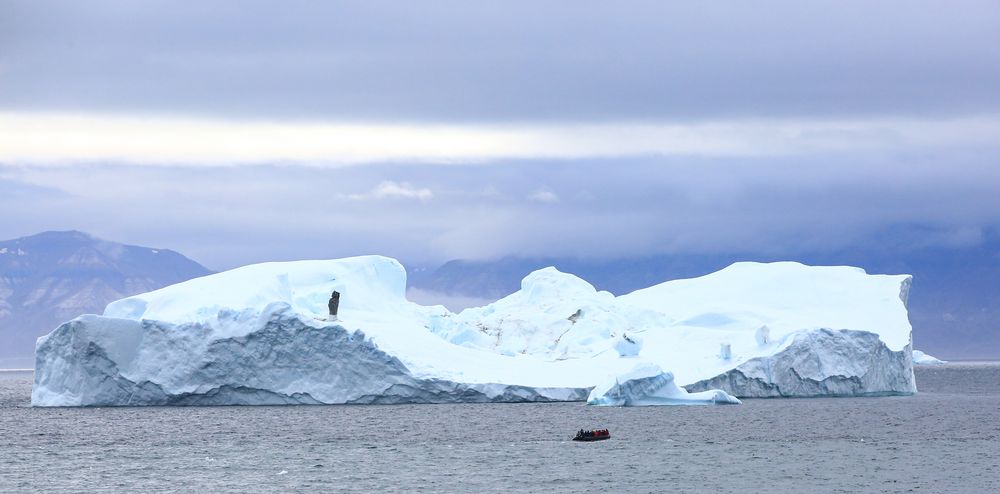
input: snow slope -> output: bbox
[912,350,946,365]
[427,267,643,359]
[32,257,916,406]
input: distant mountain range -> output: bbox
[410,237,1000,361]
[0,231,212,367]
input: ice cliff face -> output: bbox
[684,329,916,397]
[33,256,916,407]
[33,304,588,406]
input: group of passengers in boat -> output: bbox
[575,429,609,439]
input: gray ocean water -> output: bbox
[2,365,999,493]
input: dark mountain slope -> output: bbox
[0,231,213,367]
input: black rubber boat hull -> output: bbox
[572,435,611,441]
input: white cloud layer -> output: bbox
[3,112,1000,165]
[528,189,559,203]
[347,181,433,201]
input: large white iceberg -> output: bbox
[32,256,917,407]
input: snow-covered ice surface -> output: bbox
[32,256,916,407]
[913,350,947,365]
[432,262,916,399]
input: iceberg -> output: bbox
[912,349,946,365]
[433,261,917,399]
[588,364,740,406]
[32,257,602,406]
[32,256,917,407]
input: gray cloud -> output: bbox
[345,181,434,201]
[3,1,999,121]
[3,150,998,269]
[3,2,998,269]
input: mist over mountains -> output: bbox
[0,231,212,367]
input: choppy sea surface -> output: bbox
[2,364,999,493]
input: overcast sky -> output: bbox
[2,1,998,269]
